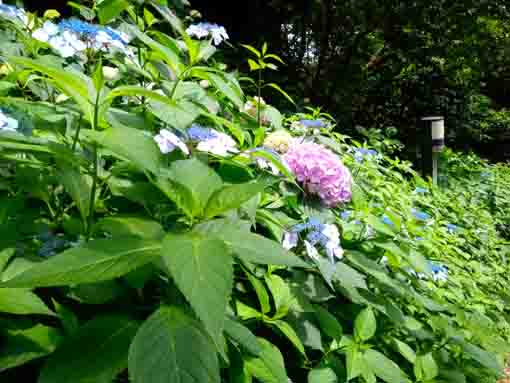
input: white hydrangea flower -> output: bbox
[282,232,298,250]
[154,129,189,155]
[186,22,229,46]
[0,110,18,132]
[304,240,320,261]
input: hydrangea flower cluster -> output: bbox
[0,110,18,132]
[410,261,448,282]
[263,130,293,154]
[282,217,343,263]
[32,19,130,58]
[411,208,431,221]
[284,141,352,207]
[0,3,28,26]
[446,223,459,233]
[354,148,379,163]
[154,129,189,155]
[186,22,229,45]
[187,124,238,156]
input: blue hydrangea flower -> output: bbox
[429,262,448,282]
[58,19,128,43]
[411,208,430,221]
[414,187,428,194]
[446,223,459,233]
[382,214,395,226]
[354,148,379,163]
[306,230,329,247]
[186,22,229,45]
[0,110,18,132]
[300,119,325,128]
[0,4,27,25]
[340,210,352,220]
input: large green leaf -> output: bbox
[7,57,94,121]
[270,320,306,357]
[314,306,343,341]
[363,349,408,383]
[354,307,376,342]
[1,237,161,288]
[148,99,202,132]
[85,126,161,174]
[308,367,338,383]
[93,216,165,239]
[460,341,502,373]
[224,317,261,356]
[244,338,288,383]
[162,233,233,346]
[414,353,438,381]
[204,72,244,110]
[128,306,220,383]
[38,315,139,383]
[204,182,264,219]
[0,324,61,372]
[194,219,308,267]
[166,158,223,216]
[97,0,129,24]
[0,288,55,316]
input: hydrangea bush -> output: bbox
[0,2,509,383]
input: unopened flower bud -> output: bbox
[102,66,120,82]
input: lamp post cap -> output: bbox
[421,116,444,121]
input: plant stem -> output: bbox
[71,113,83,152]
[86,92,101,240]
[257,69,262,129]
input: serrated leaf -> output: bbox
[354,307,376,342]
[244,338,288,383]
[195,219,308,268]
[38,315,139,383]
[0,288,55,316]
[162,233,233,347]
[205,182,264,218]
[85,126,161,174]
[363,349,408,383]
[128,306,220,383]
[393,338,416,364]
[224,317,261,356]
[308,367,338,383]
[94,216,164,239]
[1,237,161,288]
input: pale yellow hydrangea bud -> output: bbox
[263,130,294,153]
[0,63,13,76]
[55,93,70,103]
[102,66,120,82]
[199,79,210,89]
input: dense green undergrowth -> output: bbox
[0,1,509,382]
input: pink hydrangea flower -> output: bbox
[284,141,352,207]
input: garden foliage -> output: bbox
[0,1,509,382]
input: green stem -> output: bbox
[257,69,262,128]
[71,113,83,152]
[86,92,101,240]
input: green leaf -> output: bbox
[244,338,288,383]
[314,306,343,340]
[354,307,376,342]
[195,219,308,268]
[94,216,165,239]
[205,72,244,110]
[248,59,261,71]
[84,126,161,174]
[7,57,94,122]
[38,315,139,383]
[460,341,502,373]
[263,83,295,105]
[308,367,338,383]
[128,306,220,383]
[166,158,223,217]
[224,317,261,356]
[393,338,416,364]
[270,320,306,357]
[1,237,161,288]
[363,349,408,383]
[58,164,93,225]
[52,299,79,335]
[333,261,367,290]
[162,233,233,347]
[148,99,201,131]
[0,248,15,273]
[205,182,265,219]
[0,324,61,372]
[346,346,364,380]
[245,271,271,314]
[0,288,55,316]
[265,274,296,314]
[97,0,128,24]
[241,44,261,58]
[414,352,438,381]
